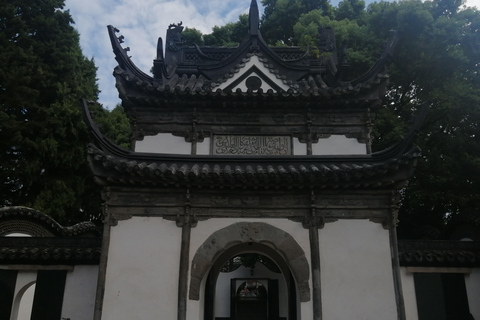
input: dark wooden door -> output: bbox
[233,280,269,320]
[235,298,268,320]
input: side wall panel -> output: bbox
[62,265,99,320]
[319,220,397,320]
[101,217,182,320]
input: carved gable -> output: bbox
[216,55,291,92]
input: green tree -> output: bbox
[181,14,249,47]
[263,0,480,237]
[91,104,132,150]
[336,0,366,22]
[261,0,333,44]
[0,0,124,224]
[203,15,249,47]
[367,2,480,238]
[182,27,204,46]
[292,10,377,73]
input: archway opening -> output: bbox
[204,242,298,320]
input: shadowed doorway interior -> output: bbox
[233,278,270,320]
[204,243,297,320]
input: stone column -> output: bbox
[387,202,406,320]
[94,203,112,320]
[302,191,323,320]
[176,190,197,320]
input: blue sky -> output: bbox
[64,0,480,109]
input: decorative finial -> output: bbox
[249,0,259,36]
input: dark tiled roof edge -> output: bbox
[0,237,101,265]
[0,206,101,237]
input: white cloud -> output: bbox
[65,0,248,108]
[466,0,480,8]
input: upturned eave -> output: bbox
[82,100,422,191]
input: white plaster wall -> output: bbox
[293,138,307,155]
[187,218,313,320]
[466,269,480,319]
[215,263,288,318]
[101,217,399,320]
[196,137,211,155]
[319,220,397,320]
[312,135,367,155]
[62,265,98,320]
[400,267,419,320]
[101,217,182,320]
[135,133,191,154]
[187,281,203,320]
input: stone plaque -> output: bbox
[213,135,291,155]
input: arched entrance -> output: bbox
[205,243,298,320]
[189,222,310,320]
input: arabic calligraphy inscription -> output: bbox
[213,135,291,155]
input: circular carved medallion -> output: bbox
[245,76,262,90]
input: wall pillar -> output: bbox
[177,189,197,320]
[302,191,323,320]
[387,204,406,320]
[94,203,112,320]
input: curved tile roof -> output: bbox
[0,207,101,265]
[106,3,397,103]
[0,237,101,265]
[86,144,419,189]
[82,100,422,190]
[399,240,480,267]
[113,59,390,101]
[0,206,100,237]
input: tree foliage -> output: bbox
[91,104,131,150]
[0,0,129,224]
[365,1,480,238]
[182,14,249,47]
[182,27,205,46]
[261,0,334,44]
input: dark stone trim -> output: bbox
[2,231,478,269]
[304,191,322,320]
[308,218,322,320]
[0,237,101,265]
[398,240,480,267]
[389,213,406,320]
[94,205,111,320]
[100,188,398,229]
[177,190,195,320]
